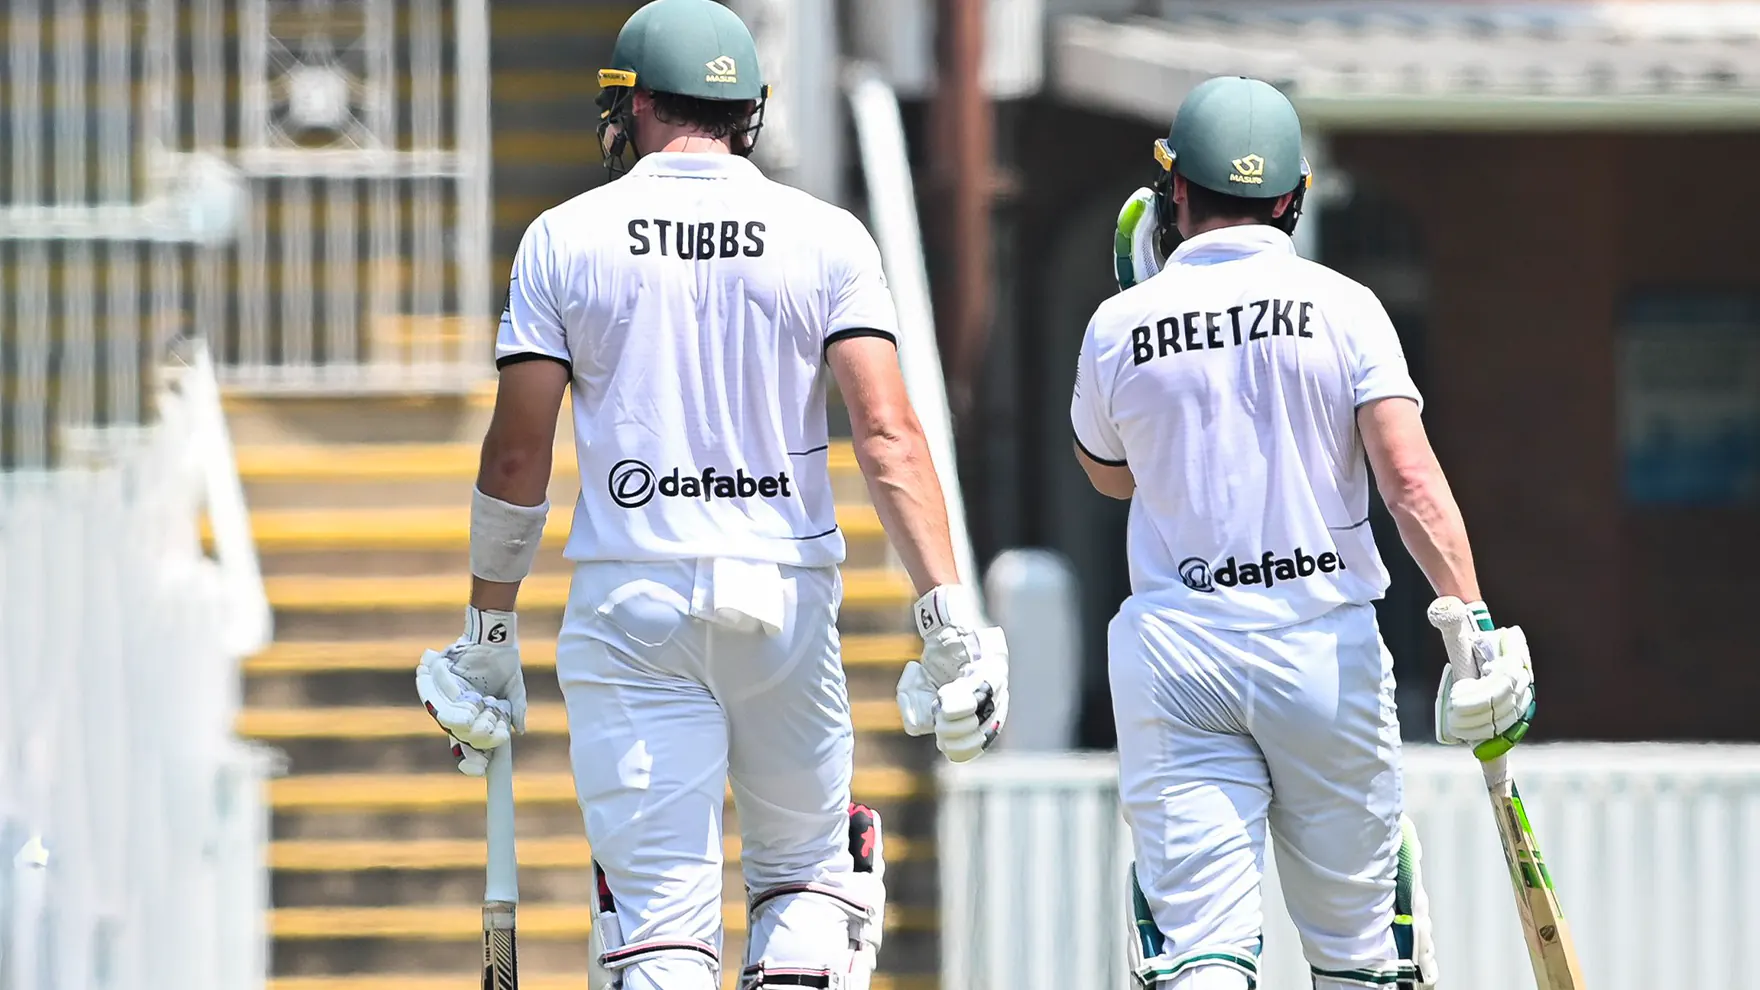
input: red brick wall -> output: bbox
[1335,133,1760,740]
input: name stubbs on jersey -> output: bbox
[609,459,794,510]
[629,218,766,260]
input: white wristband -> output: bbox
[470,487,549,584]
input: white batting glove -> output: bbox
[895,585,1010,763]
[417,606,528,776]
[1432,600,1536,760]
[1114,186,1167,291]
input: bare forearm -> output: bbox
[857,430,961,596]
[1386,474,1481,603]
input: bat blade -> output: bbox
[1488,783,1587,990]
[1427,599,1587,989]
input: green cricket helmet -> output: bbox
[1149,76,1312,242]
[596,0,771,174]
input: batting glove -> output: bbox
[896,585,1010,763]
[1114,186,1168,292]
[1432,600,1536,760]
[417,606,528,776]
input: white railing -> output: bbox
[940,745,1760,990]
[844,63,983,597]
[0,342,273,990]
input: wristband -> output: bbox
[470,487,549,584]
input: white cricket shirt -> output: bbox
[1071,225,1422,630]
[497,153,899,567]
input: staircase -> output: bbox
[226,389,943,990]
[488,2,630,280]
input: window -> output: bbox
[1620,292,1760,506]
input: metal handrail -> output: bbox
[844,62,983,602]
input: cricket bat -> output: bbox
[482,743,520,990]
[1428,598,1586,990]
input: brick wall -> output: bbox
[1335,132,1760,741]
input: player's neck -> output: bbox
[641,125,734,156]
[1180,217,1261,239]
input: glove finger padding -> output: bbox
[1434,626,1535,754]
[895,661,938,738]
[450,734,492,777]
[1114,187,1166,291]
[438,644,528,734]
[932,643,1010,763]
[934,676,1008,763]
[417,648,518,750]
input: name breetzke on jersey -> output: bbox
[1071,226,1422,631]
[497,153,899,567]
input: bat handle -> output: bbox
[1426,597,1513,789]
[486,743,519,905]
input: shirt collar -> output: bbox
[1168,224,1296,265]
[629,152,762,179]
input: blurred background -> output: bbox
[3,1,1759,989]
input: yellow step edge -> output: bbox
[238,700,901,740]
[493,70,596,103]
[234,441,859,482]
[234,504,882,551]
[269,834,918,872]
[244,633,917,675]
[490,6,638,37]
[269,768,921,812]
[269,976,932,990]
[495,130,604,165]
[264,569,912,613]
[271,903,935,940]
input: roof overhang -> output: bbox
[1055,3,1760,131]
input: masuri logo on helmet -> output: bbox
[705,56,738,84]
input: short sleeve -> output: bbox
[1348,288,1422,411]
[1071,318,1128,466]
[824,214,900,351]
[495,215,571,373]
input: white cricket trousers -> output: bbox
[1110,600,1406,983]
[557,559,869,990]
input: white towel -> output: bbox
[690,557,786,636]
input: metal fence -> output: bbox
[0,0,493,450]
[940,745,1760,990]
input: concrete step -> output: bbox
[235,503,884,551]
[245,633,917,675]
[232,501,892,573]
[235,440,861,483]
[269,835,920,872]
[267,835,936,913]
[262,568,912,615]
[270,902,937,940]
[269,930,939,982]
[269,769,922,813]
[489,5,635,40]
[238,700,903,741]
[270,975,932,990]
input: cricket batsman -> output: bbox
[1075,76,1537,989]
[413,2,1010,988]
